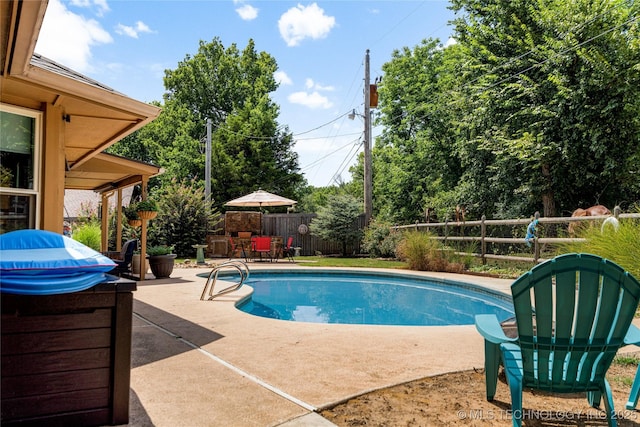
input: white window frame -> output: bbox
[0,103,42,229]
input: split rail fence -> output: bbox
[393,207,639,265]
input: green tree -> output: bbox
[370,0,640,224]
[450,0,640,216]
[110,38,304,207]
[148,179,221,257]
[297,180,359,213]
[163,38,304,205]
[309,194,363,256]
[370,39,466,222]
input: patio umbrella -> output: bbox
[224,190,297,234]
[224,190,297,208]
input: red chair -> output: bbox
[251,236,272,262]
[228,237,247,261]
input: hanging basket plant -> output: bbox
[124,205,139,220]
[135,199,158,220]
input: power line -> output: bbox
[294,131,361,141]
[329,140,364,186]
[291,111,352,136]
[300,136,362,171]
[202,109,355,141]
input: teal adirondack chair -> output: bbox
[475,253,640,427]
[627,367,640,409]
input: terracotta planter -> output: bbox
[137,210,157,220]
[238,231,252,238]
[128,219,142,227]
[148,254,176,278]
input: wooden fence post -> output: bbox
[481,215,486,265]
[533,211,541,263]
[444,218,449,246]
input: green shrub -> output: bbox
[396,231,463,272]
[72,222,101,251]
[134,198,158,212]
[309,194,363,256]
[557,215,640,278]
[149,178,221,257]
[147,245,175,256]
[362,219,403,258]
[452,242,479,270]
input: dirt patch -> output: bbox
[321,356,640,426]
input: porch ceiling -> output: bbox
[65,153,163,193]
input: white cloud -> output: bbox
[305,78,334,91]
[444,37,457,48]
[36,0,113,73]
[115,21,154,38]
[236,4,258,20]
[274,71,293,85]
[288,91,333,109]
[278,3,336,47]
[69,0,110,17]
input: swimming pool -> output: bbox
[232,270,513,326]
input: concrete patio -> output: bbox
[122,264,514,426]
[122,264,640,427]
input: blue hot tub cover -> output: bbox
[0,229,117,295]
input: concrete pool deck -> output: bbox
[124,263,640,426]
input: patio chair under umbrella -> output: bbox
[224,190,297,235]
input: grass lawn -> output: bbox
[292,256,407,269]
[291,257,528,278]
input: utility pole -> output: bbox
[363,49,373,224]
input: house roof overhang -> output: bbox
[65,152,163,193]
[1,0,162,188]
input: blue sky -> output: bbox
[36,0,456,187]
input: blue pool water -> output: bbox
[233,270,513,326]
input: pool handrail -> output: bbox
[200,260,250,300]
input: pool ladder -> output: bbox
[200,260,250,300]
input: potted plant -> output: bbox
[147,245,176,278]
[124,205,141,227]
[131,249,149,275]
[135,199,158,220]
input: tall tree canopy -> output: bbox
[451,0,640,217]
[370,0,640,223]
[373,39,466,221]
[110,37,304,207]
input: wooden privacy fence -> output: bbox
[262,213,366,256]
[209,213,366,257]
[393,207,639,265]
